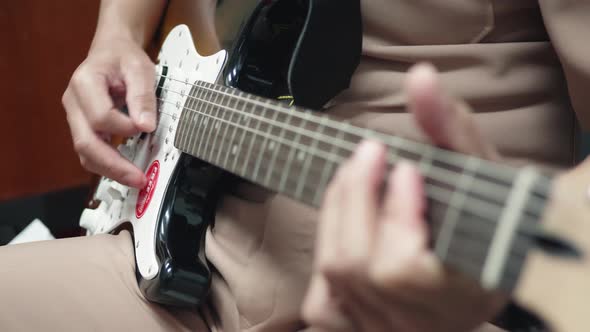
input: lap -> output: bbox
[0,231,208,331]
[0,230,508,332]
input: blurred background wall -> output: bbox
[0,1,100,242]
[0,1,97,201]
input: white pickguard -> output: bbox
[79,25,226,280]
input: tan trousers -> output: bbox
[0,231,209,331]
[0,231,505,331]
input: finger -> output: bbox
[69,70,138,136]
[405,63,500,160]
[383,161,425,229]
[339,140,386,262]
[370,162,436,290]
[66,108,147,188]
[121,54,157,132]
[315,159,351,268]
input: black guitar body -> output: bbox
[139,0,362,307]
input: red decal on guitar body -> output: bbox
[136,160,160,219]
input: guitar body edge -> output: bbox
[80,0,362,308]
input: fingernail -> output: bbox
[395,160,413,177]
[123,173,146,189]
[393,160,416,191]
[354,140,381,160]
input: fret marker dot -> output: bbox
[297,151,305,161]
[269,142,275,151]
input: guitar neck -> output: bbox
[170,79,553,292]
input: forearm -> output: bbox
[92,0,167,49]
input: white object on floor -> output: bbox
[8,219,55,245]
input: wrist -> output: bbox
[91,24,142,52]
[91,0,166,50]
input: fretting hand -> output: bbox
[302,64,507,332]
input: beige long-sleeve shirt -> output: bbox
[205,1,590,331]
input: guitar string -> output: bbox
[154,98,536,288]
[153,76,548,222]
[155,73,552,198]
[153,86,549,219]
[151,98,537,286]
[155,84,549,212]
[156,74,518,179]
[159,75,552,211]
[155,96,546,229]
[142,93,539,284]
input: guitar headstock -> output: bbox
[515,158,590,332]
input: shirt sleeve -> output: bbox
[539,0,590,129]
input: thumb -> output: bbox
[302,275,355,331]
[405,63,500,160]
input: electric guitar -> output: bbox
[80,1,590,331]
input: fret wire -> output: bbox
[253,101,280,184]
[443,231,534,292]
[178,92,193,150]
[435,157,481,260]
[186,87,206,156]
[214,90,237,166]
[180,79,198,151]
[215,92,234,166]
[154,83,172,142]
[200,88,219,161]
[192,87,210,156]
[241,105,268,177]
[185,94,201,155]
[174,77,188,149]
[444,226,530,268]
[312,120,346,205]
[418,144,434,177]
[179,79,193,149]
[296,115,327,199]
[196,88,216,157]
[169,98,546,221]
[159,76,531,189]
[163,85,547,209]
[264,109,292,187]
[231,95,254,175]
[208,91,225,162]
[222,91,244,169]
[482,168,539,290]
[279,111,310,195]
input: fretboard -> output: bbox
[169,79,552,292]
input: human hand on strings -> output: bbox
[62,37,157,188]
[302,64,508,332]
